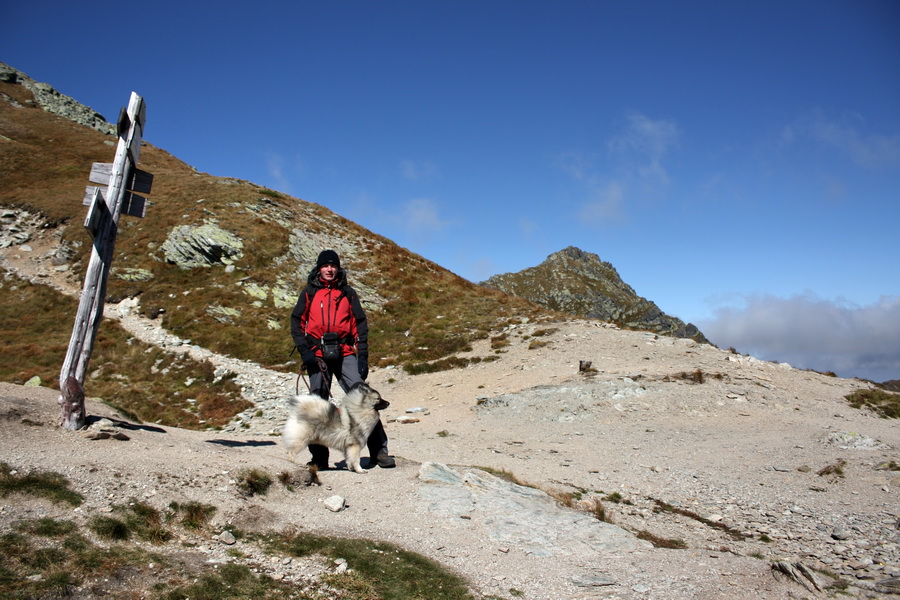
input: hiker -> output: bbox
[290,249,394,469]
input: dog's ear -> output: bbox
[348,381,370,394]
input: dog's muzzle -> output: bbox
[375,399,390,411]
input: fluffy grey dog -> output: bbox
[283,382,389,473]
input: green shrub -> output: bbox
[236,468,272,497]
[845,388,900,418]
[0,462,84,506]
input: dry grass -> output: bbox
[527,339,552,350]
[665,369,725,384]
[817,459,847,480]
[0,276,249,429]
[0,462,84,506]
[845,388,900,419]
[651,498,749,541]
[635,530,688,549]
[235,468,273,497]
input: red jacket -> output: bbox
[290,268,368,360]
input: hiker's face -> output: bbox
[319,263,338,282]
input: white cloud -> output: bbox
[518,218,538,238]
[264,152,304,195]
[699,293,900,382]
[399,197,450,236]
[400,159,438,182]
[558,112,680,226]
[784,110,900,169]
[265,153,289,192]
[579,181,626,225]
[608,112,681,185]
[556,151,595,182]
[347,194,452,247]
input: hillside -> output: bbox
[0,63,547,419]
[482,246,708,343]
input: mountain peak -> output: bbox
[482,247,707,342]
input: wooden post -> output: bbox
[58,92,151,430]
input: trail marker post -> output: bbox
[58,92,152,430]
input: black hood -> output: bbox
[307,265,348,289]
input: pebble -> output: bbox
[218,530,236,545]
[323,495,346,512]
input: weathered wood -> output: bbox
[85,166,153,201]
[59,92,148,430]
[83,185,102,206]
[83,187,108,238]
[58,377,86,431]
[130,168,153,194]
[88,162,113,186]
[122,192,146,218]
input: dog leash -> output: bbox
[295,364,333,399]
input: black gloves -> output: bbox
[301,348,324,374]
[357,353,368,380]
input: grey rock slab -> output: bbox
[418,462,648,558]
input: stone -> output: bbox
[242,282,268,301]
[832,528,851,540]
[323,495,346,512]
[24,376,42,387]
[825,431,889,450]
[207,305,242,324]
[480,246,708,342]
[418,462,646,558]
[162,223,244,269]
[115,267,154,282]
[218,530,237,545]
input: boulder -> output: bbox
[162,224,244,269]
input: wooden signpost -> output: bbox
[58,92,152,430]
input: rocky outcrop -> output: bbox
[0,209,39,248]
[418,462,647,558]
[0,63,115,135]
[161,223,244,269]
[481,246,707,342]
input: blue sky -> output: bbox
[3,1,899,382]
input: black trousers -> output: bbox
[307,354,388,467]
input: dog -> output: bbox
[283,382,389,474]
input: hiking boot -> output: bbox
[308,445,329,470]
[374,451,395,468]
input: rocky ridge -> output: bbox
[481,246,708,343]
[0,63,115,135]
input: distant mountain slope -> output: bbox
[481,247,708,342]
[0,63,547,381]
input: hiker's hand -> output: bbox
[301,349,321,373]
[357,353,368,380]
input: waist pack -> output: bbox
[320,332,343,361]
